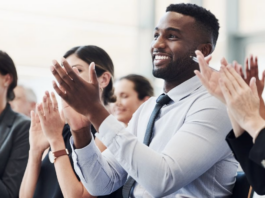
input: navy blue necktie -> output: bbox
[122,94,172,198]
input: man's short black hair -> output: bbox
[166,3,219,47]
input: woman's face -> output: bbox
[112,79,147,125]
[66,54,90,82]
[0,73,9,102]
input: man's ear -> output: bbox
[197,43,213,57]
[98,72,112,89]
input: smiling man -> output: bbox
[51,3,237,198]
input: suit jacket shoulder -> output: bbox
[0,104,30,198]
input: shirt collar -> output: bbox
[166,76,202,102]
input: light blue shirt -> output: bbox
[70,76,238,198]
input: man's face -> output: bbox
[151,12,199,81]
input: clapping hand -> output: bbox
[219,65,265,138]
[61,98,90,131]
[51,59,101,118]
[194,50,228,103]
[238,55,265,119]
[244,55,265,98]
[58,67,91,131]
[29,110,49,153]
[50,59,109,130]
[36,91,64,144]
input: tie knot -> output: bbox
[156,94,172,105]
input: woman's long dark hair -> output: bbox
[0,50,17,101]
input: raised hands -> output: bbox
[244,55,265,98]
[36,91,64,143]
[29,110,49,153]
[240,55,265,119]
[219,65,265,139]
[61,99,90,131]
[51,59,109,130]
[51,59,100,117]
[194,50,228,103]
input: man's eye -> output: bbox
[78,69,82,72]
[154,33,159,39]
[169,34,178,39]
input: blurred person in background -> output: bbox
[112,74,154,126]
[10,85,37,117]
[97,74,154,152]
[0,50,30,198]
[19,45,118,198]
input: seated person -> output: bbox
[194,51,265,195]
[10,85,37,117]
[0,50,30,198]
[19,45,116,198]
[111,74,154,126]
[98,74,154,153]
[50,3,237,198]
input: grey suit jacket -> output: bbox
[0,103,30,198]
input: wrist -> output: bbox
[85,102,101,119]
[71,127,92,149]
[49,137,65,151]
[29,149,44,159]
[245,116,265,140]
[30,145,47,154]
[87,103,109,131]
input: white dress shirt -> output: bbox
[70,76,238,198]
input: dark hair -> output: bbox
[119,74,154,100]
[64,45,116,105]
[166,3,220,47]
[0,50,17,101]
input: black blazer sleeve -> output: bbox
[226,130,265,195]
[0,105,30,198]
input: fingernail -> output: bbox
[91,62,96,70]
[50,66,55,71]
[61,57,65,66]
[52,60,57,65]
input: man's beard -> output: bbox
[152,53,197,82]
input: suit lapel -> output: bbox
[0,104,16,148]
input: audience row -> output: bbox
[1,2,265,198]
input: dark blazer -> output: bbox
[226,129,265,195]
[0,103,30,198]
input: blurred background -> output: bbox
[1,0,265,100]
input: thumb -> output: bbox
[220,57,228,67]
[262,70,265,83]
[250,77,258,97]
[89,62,99,85]
[30,111,35,126]
[72,67,80,75]
[205,55,212,65]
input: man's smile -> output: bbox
[153,53,172,66]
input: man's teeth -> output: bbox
[155,55,169,60]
